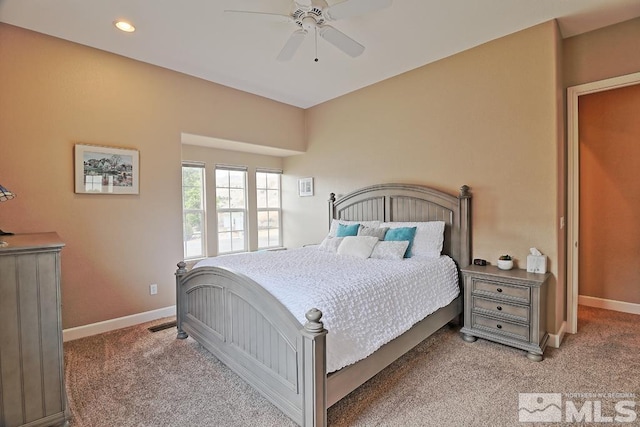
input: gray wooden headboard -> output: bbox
[328,183,471,268]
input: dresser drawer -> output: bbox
[472,314,530,341]
[472,279,530,303]
[472,296,529,322]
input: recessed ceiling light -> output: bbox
[114,20,135,33]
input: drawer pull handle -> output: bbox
[496,324,502,329]
[497,306,502,311]
[497,288,503,293]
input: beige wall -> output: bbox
[563,17,640,88]
[284,21,565,331]
[181,144,284,255]
[0,23,304,328]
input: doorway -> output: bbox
[566,71,640,333]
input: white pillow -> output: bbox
[381,221,445,258]
[370,241,410,260]
[318,236,344,253]
[328,219,381,237]
[337,236,379,259]
[358,225,389,240]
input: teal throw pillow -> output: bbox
[384,226,417,258]
[336,223,361,237]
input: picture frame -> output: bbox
[298,177,314,197]
[74,144,139,194]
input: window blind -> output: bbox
[215,164,248,172]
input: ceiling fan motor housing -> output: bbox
[293,6,325,29]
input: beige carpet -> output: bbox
[64,306,640,426]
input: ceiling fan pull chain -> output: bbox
[314,27,319,62]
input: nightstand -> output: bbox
[460,265,550,361]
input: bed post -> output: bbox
[328,193,336,229]
[458,185,471,268]
[301,308,328,427]
[175,261,188,339]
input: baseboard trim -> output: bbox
[578,295,640,315]
[63,305,176,342]
[547,321,566,348]
[65,299,635,346]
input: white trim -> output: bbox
[63,305,176,342]
[547,321,566,348]
[578,296,640,315]
[566,71,640,334]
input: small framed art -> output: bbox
[75,144,139,194]
[298,177,314,197]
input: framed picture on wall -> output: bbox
[74,144,139,194]
[298,177,314,197]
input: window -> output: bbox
[256,170,282,249]
[216,166,247,254]
[182,163,205,259]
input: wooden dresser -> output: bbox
[0,233,69,427]
[460,264,550,361]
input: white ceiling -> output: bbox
[1,0,640,109]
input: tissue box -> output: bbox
[527,255,546,274]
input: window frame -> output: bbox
[181,162,206,260]
[256,169,283,249]
[215,165,248,254]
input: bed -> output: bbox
[175,183,471,426]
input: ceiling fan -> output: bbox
[225,0,392,61]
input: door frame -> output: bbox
[566,71,640,334]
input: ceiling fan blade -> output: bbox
[224,10,293,23]
[296,0,313,7]
[318,25,364,57]
[324,0,392,21]
[277,29,307,61]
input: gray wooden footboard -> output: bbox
[175,262,327,426]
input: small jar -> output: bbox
[497,259,513,270]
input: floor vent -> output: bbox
[148,320,177,333]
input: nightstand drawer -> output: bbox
[472,297,529,322]
[473,314,530,341]
[472,279,530,303]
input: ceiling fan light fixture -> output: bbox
[114,20,136,33]
[300,16,318,31]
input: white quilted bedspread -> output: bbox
[194,247,459,373]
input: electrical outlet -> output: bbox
[149,283,158,295]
